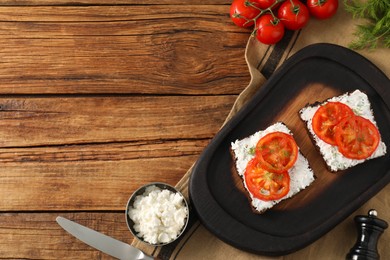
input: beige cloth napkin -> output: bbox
[132,5,390,259]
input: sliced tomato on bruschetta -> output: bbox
[335,115,380,160]
[244,158,290,201]
[312,102,354,145]
[255,131,298,173]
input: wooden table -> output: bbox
[0,0,253,258]
[0,0,249,258]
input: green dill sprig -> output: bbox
[344,0,390,50]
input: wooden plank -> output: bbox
[0,0,231,5]
[0,212,130,259]
[0,5,250,94]
[0,5,232,21]
[0,139,207,210]
[0,94,236,210]
[0,95,236,210]
[0,151,198,211]
[0,95,236,147]
[0,139,209,162]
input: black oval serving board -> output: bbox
[189,43,390,256]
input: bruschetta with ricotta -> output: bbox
[231,122,315,214]
[299,90,387,172]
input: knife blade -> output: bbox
[56,216,154,260]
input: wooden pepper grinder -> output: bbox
[346,209,388,260]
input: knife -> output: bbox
[56,216,154,260]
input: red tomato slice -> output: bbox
[244,158,290,201]
[255,132,298,173]
[312,102,354,145]
[334,115,380,160]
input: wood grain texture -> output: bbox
[0,212,130,259]
[0,95,235,211]
[1,0,231,5]
[0,95,236,146]
[0,157,196,211]
[0,5,250,94]
[0,0,250,259]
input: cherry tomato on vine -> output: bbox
[307,0,338,19]
[230,0,261,28]
[255,14,285,44]
[277,0,310,30]
[253,0,279,10]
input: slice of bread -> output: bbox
[231,122,315,214]
[299,90,387,172]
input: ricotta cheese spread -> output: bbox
[128,185,188,244]
[299,90,387,172]
[231,122,315,213]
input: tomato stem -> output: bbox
[316,0,327,6]
[236,9,255,27]
[248,0,287,27]
[269,11,280,25]
[245,0,260,9]
[289,0,300,14]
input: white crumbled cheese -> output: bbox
[299,90,387,172]
[128,185,188,244]
[231,122,315,213]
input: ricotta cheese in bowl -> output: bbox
[126,182,189,246]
